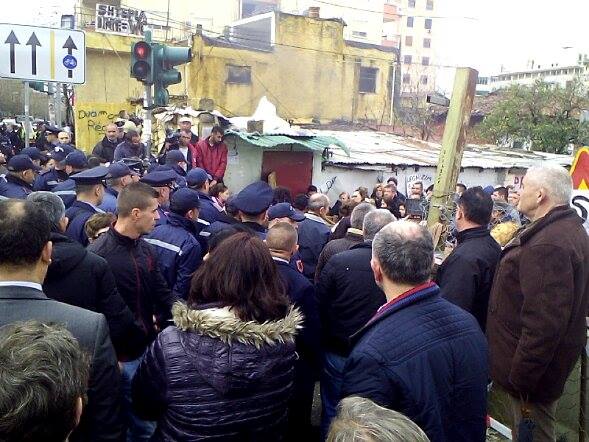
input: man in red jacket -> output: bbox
[191,126,227,185]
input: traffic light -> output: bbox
[131,40,154,84]
[153,44,192,106]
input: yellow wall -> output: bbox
[74,12,395,149]
[188,13,395,123]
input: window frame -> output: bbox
[226,64,252,85]
[359,66,378,93]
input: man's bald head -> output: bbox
[307,193,330,215]
[266,222,298,253]
[372,221,433,286]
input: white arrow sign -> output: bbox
[0,23,85,84]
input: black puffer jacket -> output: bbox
[44,232,145,360]
[132,302,303,441]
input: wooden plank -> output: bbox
[427,67,478,248]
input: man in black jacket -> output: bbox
[435,186,501,331]
[92,123,119,163]
[88,181,176,441]
[27,191,145,360]
[0,199,122,442]
[316,208,395,437]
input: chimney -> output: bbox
[308,6,320,18]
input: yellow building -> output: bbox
[74,7,397,151]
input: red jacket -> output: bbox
[190,137,228,180]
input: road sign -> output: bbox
[0,23,85,84]
[570,147,589,190]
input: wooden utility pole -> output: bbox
[427,67,478,248]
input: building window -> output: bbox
[403,73,411,84]
[421,75,428,85]
[226,65,252,84]
[423,38,431,48]
[405,35,413,46]
[425,18,432,30]
[426,0,434,10]
[407,16,414,27]
[404,55,412,64]
[408,0,416,7]
[352,30,368,38]
[422,56,430,66]
[359,67,378,93]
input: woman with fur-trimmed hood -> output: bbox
[132,232,303,441]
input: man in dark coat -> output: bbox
[267,222,320,439]
[232,181,274,239]
[114,130,145,161]
[435,186,501,331]
[0,199,123,442]
[51,150,90,208]
[64,166,110,246]
[341,221,488,442]
[317,209,395,436]
[315,202,374,281]
[88,182,176,441]
[34,148,70,191]
[487,166,589,441]
[92,123,119,163]
[145,188,203,299]
[0,154,40,199]
[298,193,332,280]
[28,191,145,360]
[382,183,404,218]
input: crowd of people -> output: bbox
[0,115,588,442]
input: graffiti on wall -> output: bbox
[75,103,131,153]
[404,173,434,195]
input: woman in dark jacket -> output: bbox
[132,233,303,441]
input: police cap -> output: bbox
[170,187,201,215]
[44,125,61,135]
[268,202,305,222]
[20,147,45,162]
[7,154,42,172]
[233,181,273,215]
[69,166,110,185]
[186,168,211,187]
[165,150,186,164]
[64,151,88,169]
[108,162,138,179]
[140,169,177,187]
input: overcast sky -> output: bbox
[5,0,589,94]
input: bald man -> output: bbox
[488,165,589,440]
[92,123,119,163]
[266,222,319,438]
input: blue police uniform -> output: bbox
[0,155,41,199]
[232,181,274,240]
[145,212,203,299]
[34,168,68,191]
[63,166,109,246]
[140,169,178,228]
[196,191,221,223]
[52,178,76,208]
[99,187,118,213]
[298,213,331,280]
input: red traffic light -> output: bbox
[133,41,151,59]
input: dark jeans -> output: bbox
[121,357,156,442]
[320,352,348,440]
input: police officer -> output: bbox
[186,167,219,224]
[0,155,41,199]
[145,188,203,299]
[34,148,71,191]
[43,125,61,150]
[20,147,47,169]
[164,150,188,184]
[268,202,305,273]
[64,166,109,246]
[52,151,89,208]
[99,162,137,213]
[232,181,274,239]
[140,169,178,226]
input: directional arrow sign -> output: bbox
[0,23,85,84]
[4,31,19,74]
[62,36,77,79]
[26,32,40,75]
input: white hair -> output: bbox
[525,165,572,205]
[308,193,330,211]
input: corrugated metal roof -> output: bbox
[314,130,573,170]
[225,130,350,155]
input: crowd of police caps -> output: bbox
[0,112,587,442]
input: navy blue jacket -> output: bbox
[145,212,203,299]
[0,174,34,199]
[34,168,68,191]
[204,213,240,236]
[297,214,331,279]
[52,178,76,208]
[156,205,169,227]
[196,191,221,224]
[341,283,488,442]
[98,187,118,213]
[65,201,101,246]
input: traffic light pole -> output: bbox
[143,84,152,160]
[23,81,30,148]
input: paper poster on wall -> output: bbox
[404,172,434,196]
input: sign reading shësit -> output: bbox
[95,4,148,37]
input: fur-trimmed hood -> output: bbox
[172,302,304,348]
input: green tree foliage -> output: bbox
[478,79,589,153]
